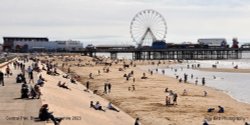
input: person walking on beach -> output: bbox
[202,77,206,86]
[0,71,4,86]
[27,66,34,84]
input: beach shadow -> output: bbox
[150,103,166,107]
[13,97,34,100]
[33,117,43,122]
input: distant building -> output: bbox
[3,37,49,51]
[2,37,83,52]
[55,40,83,51]
[13,41,57,52]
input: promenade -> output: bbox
[0,60,44,125]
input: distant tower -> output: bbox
[232,38,239,48]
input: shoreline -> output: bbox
[143,65,250,105]
[147,62,250,104]
[196,68,250,73]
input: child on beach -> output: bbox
[182,89,188,96]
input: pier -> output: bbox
[72,48,250,60]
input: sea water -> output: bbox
[158,59,250,104]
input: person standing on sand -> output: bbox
[27,66,34,84]
[134,118,140,125]
[98,70,101,75]
[202,77,205,86]
[132,85,135,91]
[195,77,198,85]
[86,81,90,90]
[204,91,207,97]
[173,93,178,105]
[108,83,111,93]
[0,71,4,86]
[184,73,188,83]
[150,70,153,75]
[5,65,11,77]
[104,83,107,94]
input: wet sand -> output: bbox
[42,55,250,125]
[197,68,250,73]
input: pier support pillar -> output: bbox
[110,52,118,60]
[89,52,93,57]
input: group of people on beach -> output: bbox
[165,88,178,106]
[18,58,45,99]
[90,101,120,112]
[103,82,112,94]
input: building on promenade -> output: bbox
[3,37,49,51]
[55,40,83,51]
[13,41,57,52]
[3,37,83,52]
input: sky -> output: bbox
[0,0,250,46]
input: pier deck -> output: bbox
[72,48,250,60]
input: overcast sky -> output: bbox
[0,0,250,45]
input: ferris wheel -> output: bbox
[130,9,167,47]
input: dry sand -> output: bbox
[36,57,135,125]
[40,54,250,125]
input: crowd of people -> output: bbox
[2,55,247,125]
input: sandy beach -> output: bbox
[40,54,250,125]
